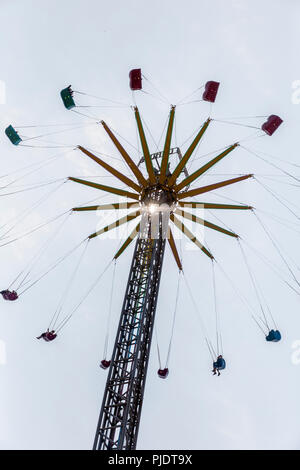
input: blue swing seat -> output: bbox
[266,329,281,342]
[5,125,22,145]
[213,357,226,370]
[60,86,75,110]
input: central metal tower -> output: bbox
[93,213,166,450]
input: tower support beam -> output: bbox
[93,214,166,450]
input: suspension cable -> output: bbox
[19,143,74,149]
[0,207,70,248]
[0,148,70,189]
[213,115,268,121]
[11,211,71,291]
[103,260,117,359]
[155,324,162,370]
[73,90,130,107]
[259,174,300,188]
[165,270,181,368]
[56,258,114,333]
[212,260,222,356]
[0,181,65,241]
[182,270,216,360]
[207,209,236,233]
[241,238,300,297]
[256,280,278,330]
[256,208,300,234]
[139,89,169,106]
[16,122,84,128]
[176,85,204,106]
[237,239,269,330]
[0,178,66,198]
[243,146,300,169]
[177,99,204,106]
[19,122,96,143]
[253,211,300,290]
[110,124,140,153]
[179,124,202,149]
[76,105,129,109]
[18,237,86,295]
[212,118,261,130]
[255,178,300,221]
[205,337,217,363]
[49,240,90,331]
[141,115,159,152]
[0,148,73,182]
[242,145,300,184]
[141,74,170,105]
[215,260,268,335]
[71,109,100,121]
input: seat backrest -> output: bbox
[129,69,142,91]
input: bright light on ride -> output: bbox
[148,204,159,213]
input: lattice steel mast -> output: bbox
[93,213,166,450]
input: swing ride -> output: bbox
[2,67,297,451]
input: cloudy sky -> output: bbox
[0,0,300,450]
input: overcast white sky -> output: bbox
[0,0,300,450]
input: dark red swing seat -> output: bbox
[100,359,111,370]
[37,330,57,342]
[45,331,57,342]
[1,290,18,301]
[157,368,169,379]
[261,115,283,136]
[202,81,220,103]
[129,69,142,91]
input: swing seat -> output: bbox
[1,290,18,301]
[60,86,76,110]
[266,329,281,342]
[157,368,169,379]
[129,69,142,91]
[5,125,22,145]
[213,357,226,370]
[202,81,220,103]
[261,115,283,136]
[43,331,57,342]
[100,359,111,370]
